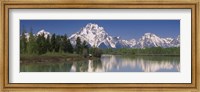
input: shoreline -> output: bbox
[102,54,180,56]
[20,53,100,64]
[21,53,179,64]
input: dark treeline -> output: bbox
[20,28,102,58]
[103,47,180,55]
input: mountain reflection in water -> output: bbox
[20,54,180,72]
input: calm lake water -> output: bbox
[20,54,180,72]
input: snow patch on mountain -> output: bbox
[69,23,127,48]
[36,29,51,38]
[170,35,180,47]
[69,23,180,48]
[23,29,51,40]
[134,33,176,48]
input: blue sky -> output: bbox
[20,20,180,40]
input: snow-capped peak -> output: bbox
[134,33,179,48]
[36,29,51,38]
[69,23,110,47]
[144,33,154,36]
[69,23,180,49]
[69,23,132,48]
[85,23,99,29]
[170,35,180,47]
[143,33,158,38]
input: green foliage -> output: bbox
[82,40,89,58]
[20,27,103,58]
[62,34,68,53]
[26,29,38,54]
[20,27,27,54]
[93,48,103,57]
[46,35,51,52]
[50,33,56,52]
[20,28,77,57]
[103,47,180,55]
[55,35,61,52]
[89,47,103,58]
[66,39,74,53]
[36,33,47,54]
[75,37,82,54]
[62,34,74,53]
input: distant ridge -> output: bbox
[23,23,180,48]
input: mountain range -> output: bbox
[24,23,180,48]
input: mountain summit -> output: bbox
[36,29,51,38]
[69,23,136,48]
[135,33,175,48]
[69,23,180,48]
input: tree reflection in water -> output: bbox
[21,55,180,72]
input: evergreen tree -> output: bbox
[75,37,82,54]
[55,35,61,52]
[93,47,102,58]
[36,33,47,54]
[50,33,56,52]
[45,35,51,52]
[66,39,74,53]
[20,27,27,54]
[82,40,89,57]
[82,41,88,48]
[60,34,74,53]
[62,34,68,53]
[26,28,38,54]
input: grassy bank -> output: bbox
[103,47,180,56]
[20,52,88,64]
[107,54,180,56]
